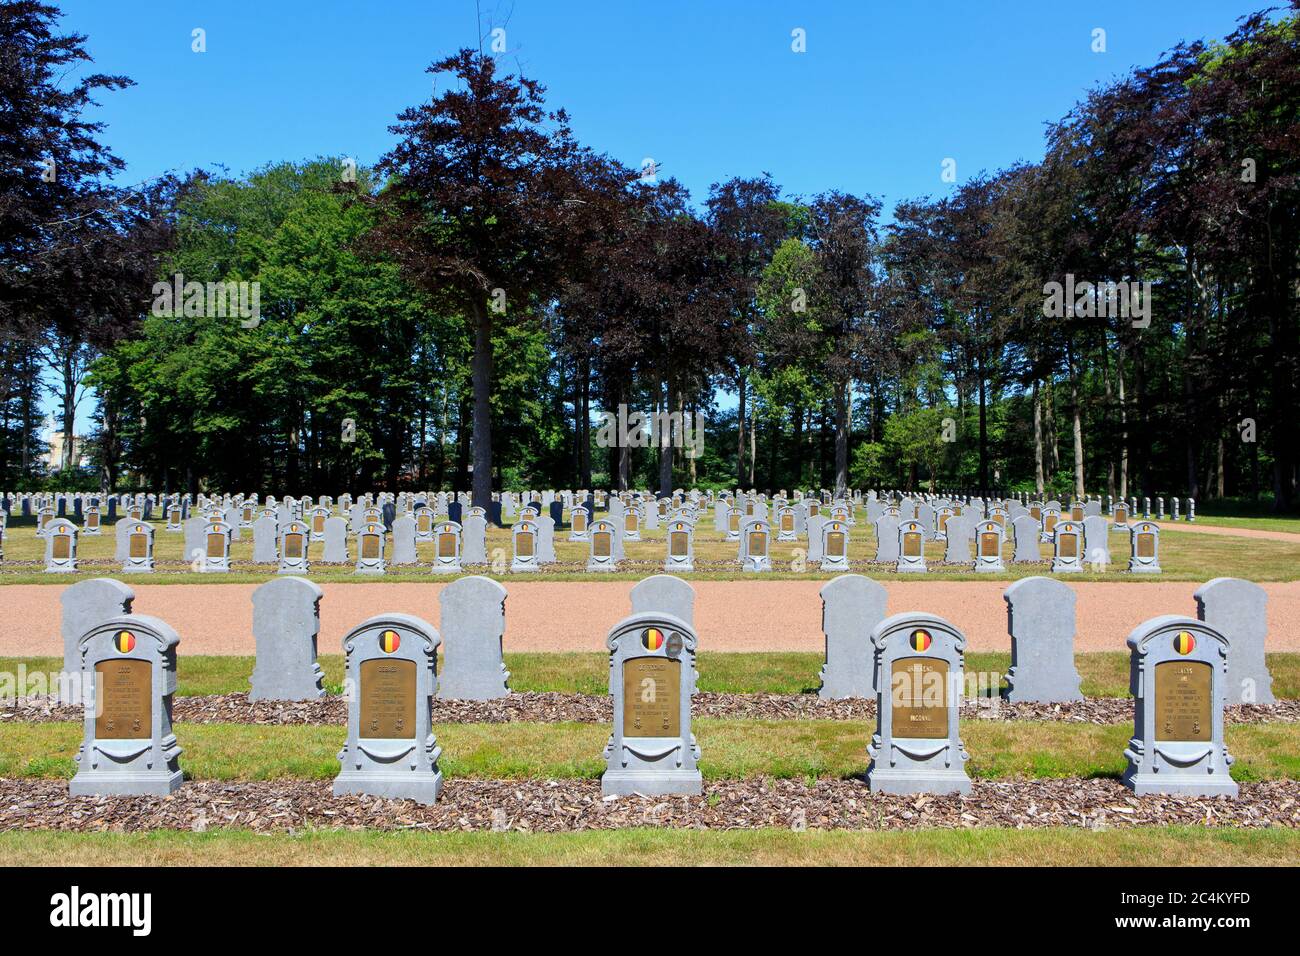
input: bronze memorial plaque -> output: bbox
[670,530,687,557]
[1059,533,1077,558]
[516,532,534,557]
[622,656,680,737]
[359,658,416,738]
[1155,660,1211,741]
[87,513,100,528]
[781,513,794,532]
[52,535,71,559]
[130,533,147,558]
[284,533,303,559]
[747,531,766,556]
[903,532,922,558]
[1137,533,1155,558]
[437,532,456,557]
[95,659,151,739]
[417,514,431,533]
[980,531,999,556]
[593,532,611,557]
[313,515,326,533]
[573,513,587,532]
[827,531,845,556]
[625,515,637,532]
[206,532,224,558]
[890,656,949,739]
[361,534,379,559]
[728,513,739,532]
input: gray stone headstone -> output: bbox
[333,613,442,804]
[59,578,136,705]
[1011,514,1041,563]
[866,612,972,795]
[1083,515,1110,568]
[1121,615,1237,797]
[631,574,696,628]
[251,514,279,563]
[601,611,701,797]
[817,574,887,699]
[183,516,207,564]
[437,576,510,700]
[942,514,971,563]
[69,614,183,796]
[461,514,487,564]
[390,514,418,566]
[873,514,899,563]
[321,515,349,563]
[1003,576,1083,702]
[1195,577,1275,705]
[250,577,325,701]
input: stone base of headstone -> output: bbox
[866,764,971,796]
[70,765,182,798]
[332,769,443,805]
[1120,753,1238,798]
[600,762,702,797]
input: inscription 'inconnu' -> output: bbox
[622,656,680,738]
[890,657,949,739]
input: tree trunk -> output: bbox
[736,371,747,488]
[1067,347,1085,500]
[1032,378,1045,496]
[833,375,850,497]
[469,297,494,508]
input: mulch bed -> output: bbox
[4,692,1298,726]
[0,777,1293,833]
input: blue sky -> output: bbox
[46,0,1266,427]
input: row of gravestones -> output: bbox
[61,574,700,802]
[60,572,1246,802]
[60,571,1263,802]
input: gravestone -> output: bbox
[740,517,771,572]
[1195,578,1275,705]
[83,506,102,535]
[1003,576,1083,702]
[569,505,591,541]
[631,574,696,631]
[601,610,701,796]
[817,574,887,699]
[820,519,850,571]
[873,514,900,563]
[663,518,695,572]
[972,519,1004,573]
[587,518,618,572]
[511,518,539,573]
[1127,521,1161,573]
[321,515,350,563]
[121,520,155,573]
[1051,520,1084,573]
[390,514,418,566]
[250,577,325,700]
[201,519,232,573]
[333,613,443,804]
[44,518,78,573]
[1083,515,1110,569]
[59,578,135,706]
[278,519,310,575]
[69,614,183,796]
[535,513,557,564]
[461,513,488,564]
[355,521,386,574]
[942,514,972,564]
[896,519,927,573]
[438,576,510,700]
[1121,616,1237,797]
[1011,514,1040,563]
[431,520,463,574]
[776,506,797,541]
[866,612,972,794]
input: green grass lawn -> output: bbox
[6,651,1298,698]
[1,826,1294,866]
[3,719,1296,782]
[5,510,1300,581]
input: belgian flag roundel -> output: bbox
[909,629,932,652]
[379,629,401,653]
[115,630,136,653]
[1174,631,1196,655]
[642,627,665,651]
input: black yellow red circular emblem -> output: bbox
[642,627,665,651]
[910,629,932,652]
[115,631,136,653]
[1174,631,1196,655]
[379,629,401,653]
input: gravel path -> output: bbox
[7,579,1300,655]
[5,691,1296,725]
[1,777,1293,832]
